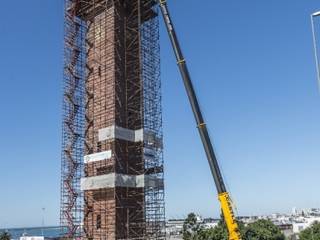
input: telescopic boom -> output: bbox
[158,1,241,239]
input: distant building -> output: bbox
[292,216,320,234]
[292,207,298,216]
[165,216,218,237]
[20,237,44,240]
[276,223,293,238]
[308,208,320,216]
[165,208,320,239]
[166,219,184,237]
[203,222,218,229]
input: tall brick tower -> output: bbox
[60,1,165,239]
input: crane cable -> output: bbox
[311,12,320,91]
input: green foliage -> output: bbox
[197,221,228,240]
[243,219,285,240]
[183,213,202,240]
[299,221,320,240]
[0,231,11,240]
[182,213,284,240]
[196,219,246,240]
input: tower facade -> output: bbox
[60,1,165,239]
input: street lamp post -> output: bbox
[41,207,45,237]
[311,11,320,89]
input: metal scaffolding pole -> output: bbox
[311,11,320,89]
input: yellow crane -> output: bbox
[158,1,241,239]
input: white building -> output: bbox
[292,216,320,234]
[20,237,44,240]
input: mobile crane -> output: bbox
[158,1,241,239]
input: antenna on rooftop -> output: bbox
[311,11,320,91]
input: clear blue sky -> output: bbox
[0,0,319,228]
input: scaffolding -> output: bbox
[60,0,86,237]
[60,0,165,239]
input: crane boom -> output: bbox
[158,1,241,239]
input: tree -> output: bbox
[182,213,285,240]
[197,221,228,240]
[299,221,320,240]
[197,217,245,240]
[243,219,285,240]
[183,213,202,240]
[0,232,11,240]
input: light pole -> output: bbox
[311,11,320,89]
[41,207,45,236]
